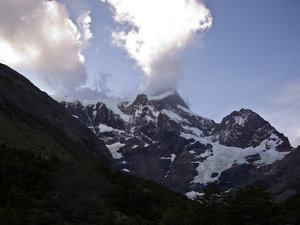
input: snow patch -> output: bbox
[104,100,131,122]
[161,153,176,163]
[171,153,176,163]
[186,191,204,200]
[133,105,143,118]
[180,132,212,145]
[192,135,288,184]
[234,116,247,126]
[180,132,198,141]
[182,125,203,137]
[106,142,125,159]
[98,124,125,134]
[161,109,187,123]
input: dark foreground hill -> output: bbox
[1,63,300,225]
[0,63,190,224]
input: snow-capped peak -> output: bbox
[59,90,292,196]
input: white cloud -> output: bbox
[0,0,92,95]
[77,11,93,46]
[102,0,212,93]
[72,85,109,100]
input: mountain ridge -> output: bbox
[1,63,300,224]
[59,89,294,197]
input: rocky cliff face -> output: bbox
[212,108,290,150]
[60,90,293,196]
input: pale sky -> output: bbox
[0,0,299,146]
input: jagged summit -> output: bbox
[212,108,291,150]
[149,90,189,110]
[120,90,189,112]
[2,62,294,199]
[60,89,292,196]
[132,93,148,106]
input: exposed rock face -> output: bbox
[260,146,300,200]
[60,101,125,130]
[60,89,294,195]
[212,109,291,150]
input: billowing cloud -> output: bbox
[0,0,92,95]
[101,0,212,93]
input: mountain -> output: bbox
[60,89,295,198]
[0,63,196,225]
[1,63,300,224]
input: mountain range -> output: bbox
[59,84,299,201]
[1,63,300,224]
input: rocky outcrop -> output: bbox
[60,90,295,196]
[212,109,291,150]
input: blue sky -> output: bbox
[0,0,299,146]
[178,1,300,122]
